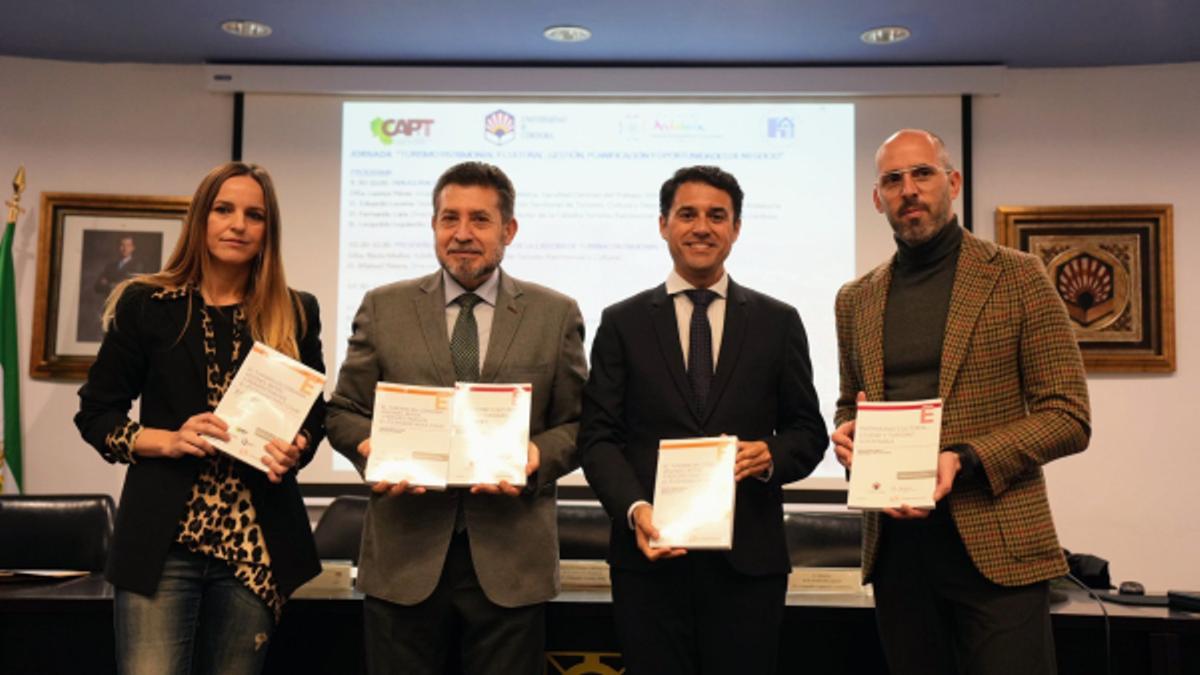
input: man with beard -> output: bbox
[327,162,587,675]
[832,129,1090,675]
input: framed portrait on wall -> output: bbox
[31,192,189,379]
[995,204,1175,373]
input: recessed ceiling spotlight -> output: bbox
[543,25,592,43]
[860,25,911,45]
[221,20,273,39]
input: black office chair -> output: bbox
[0,494,116,571]
[783,511,862,568]
[557,503,611,560]
[312,495,368,564]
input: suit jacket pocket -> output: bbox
[994,474,1061,561]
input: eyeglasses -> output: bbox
[876,164,951,193]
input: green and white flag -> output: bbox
[1,170,23,494]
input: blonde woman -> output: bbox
[75,162,325,675]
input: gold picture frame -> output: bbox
[995,204,1175,373]
[30,192,189,380]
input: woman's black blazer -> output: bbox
[75,283,326,598]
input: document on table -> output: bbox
[847,399,943,510]
[208,342,326,473]
[0,569,90,583]
[365,384,455,488]
[650,436,737,550]
[446,383,532,487]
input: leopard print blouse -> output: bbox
[104,286,284,620]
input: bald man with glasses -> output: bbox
[832,129,1091,675]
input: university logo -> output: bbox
[370,117,435,146]
[484,109,516,145]
[767,117,795,138]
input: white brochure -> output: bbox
[209,342,325,473]
[365,384,455,488]
[446,383,532,487]
[847,399,943,510]
[650,436,737,550]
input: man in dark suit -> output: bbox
[579,165,828,674]
[94,235,147,296]
[832,129,1091,675]
[326,162,587,675]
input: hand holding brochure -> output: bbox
[208,342,326,473]
[447,383,532,487]
[847,399,942,510]
[366,384,454,488]
[650,436,737,550]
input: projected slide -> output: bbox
[339,100,854,479]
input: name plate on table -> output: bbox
[650,436,737,550]
[559,560,612,589]
[366,384,455,488]
[208,342,325,472]
[847,399,942,510]
[787,567,869,594]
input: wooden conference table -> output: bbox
[1,574,1196,674]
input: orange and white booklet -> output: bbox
[367,382,532,488]
[208,342,326,473]
[847,399,942,510]
[367,383,455,488]
[650,436,737,550]
[446,383,531,488]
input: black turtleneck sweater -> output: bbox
[881,218,981,482]
[883,218,962,402]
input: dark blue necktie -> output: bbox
[685,289,717,417]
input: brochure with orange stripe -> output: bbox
[208,342,326,473]
[367,384,455,488]
[367,382,532,488]
[847,399,942,510]
[650,436,737,550]
[447,383,532,487]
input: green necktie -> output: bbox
[450,293,482,382]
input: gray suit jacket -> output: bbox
[326,270,587,608]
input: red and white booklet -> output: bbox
[847,399,943,510]
[446,383,532,487]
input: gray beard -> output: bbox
[440,254,502,291]
[891,214,951,247]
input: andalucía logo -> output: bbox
[370,117,435,146]
[484,109,516,145]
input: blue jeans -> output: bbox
[114,545,275,675]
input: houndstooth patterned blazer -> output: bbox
[835,228,1091,587]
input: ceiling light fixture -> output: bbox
[543,25,592,43]
[860,26,911,45]
[221,20,273,39]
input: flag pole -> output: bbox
[4,166,22,222]
[1,166,25,493]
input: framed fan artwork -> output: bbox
[995,205,1175,373]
